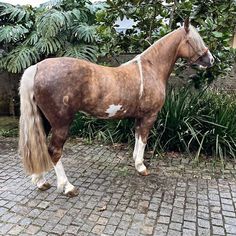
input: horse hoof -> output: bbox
[139,169,150,176]
[38,182,51,191]
[65,188,79,198]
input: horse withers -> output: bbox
[19,19,214,197]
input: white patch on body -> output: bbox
[32,173,46,188]
[54,160,75,194]
[106,104,122,117]
[134,136,147,173]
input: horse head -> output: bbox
[178,18,214,68]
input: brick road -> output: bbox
[0,137,236,236]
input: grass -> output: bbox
[0,116,19,137]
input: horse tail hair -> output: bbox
[18,64,52,175]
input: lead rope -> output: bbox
[136,55,144,99]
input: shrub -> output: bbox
[70,88,236,160]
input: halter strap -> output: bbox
[186,37,209,64]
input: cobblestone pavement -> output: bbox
[0,137,236,236]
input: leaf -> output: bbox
[0,24,29,43]
[59,44,98,62]
[0,3,31,22]
[212,31,223,38]
[4,46,40,73]
[35,37,63,55]
[72,23,97,43]
[23,31,39,45]
[37,9,69,37]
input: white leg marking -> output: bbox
[54,160,75,194]
[32,173,47,188]
[133,132,139,161]
[135,136,147,173]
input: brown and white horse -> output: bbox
[19,19,214,197]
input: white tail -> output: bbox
[18,65,52,174]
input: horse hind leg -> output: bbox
[49,125,79,197]
[32,173,51,191]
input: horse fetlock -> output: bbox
[32,174,47,188]
[65,182,76,194]
[135,161,146,173]
[57,180,67,193]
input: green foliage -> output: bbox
[59,44,98,61]
[0,0,100,73]
[97,0,236,86]
[4,46,40,73]
[0,3,33,22]
[70,89,236,160]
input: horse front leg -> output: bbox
[133,114,157,176]
[49,126,79,197]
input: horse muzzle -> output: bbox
[195,50,214,68]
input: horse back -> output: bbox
[34,57,141,120]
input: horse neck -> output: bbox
[141,28,184,82]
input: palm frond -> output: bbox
[37,9,69,37]
[72,23,97,43]
[4,46,40,73]
[35,37,63,55]
[0,24,28,43]
[59,44,98,62]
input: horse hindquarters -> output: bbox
[19,65,52,175]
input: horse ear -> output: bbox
[184,17,190,33]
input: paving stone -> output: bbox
[169,222,182,231]
[8,225,24,235]
[182,228,195,236]
[141,225,154,235]
[212,225,225,235]
[198,218,210,228]
[198,227,210,236]
[225,224,236,234]
[38,201,50,209]
[167,229,181,236]
[25,225,41,235]
[1,137,236,236]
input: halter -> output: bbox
[186,36,209,64]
